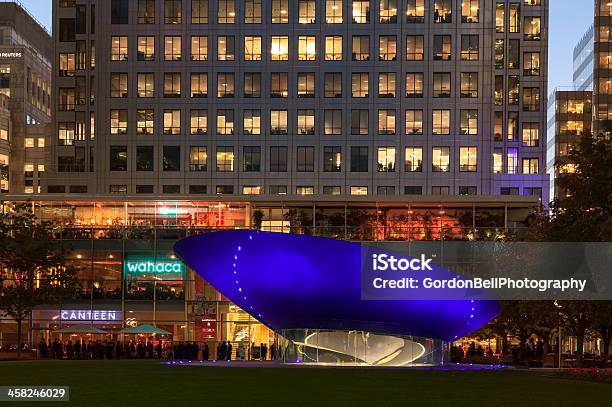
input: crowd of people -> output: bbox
[36,338,280,361]
[450,342,495,363]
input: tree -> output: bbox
[541,133,612,241]
[527,134,612,362]
[0,202,79,358]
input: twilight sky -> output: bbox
[18,0,595,96]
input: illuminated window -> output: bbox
[460,72,478,98]
[523,87,540,112]
[405,110,423,135]
[25,138,34,148]
[189,146,208,171]
[217,73,234,98]
[378,72,396,98]
[164,0,182,24]
[377,147,396,172]
[351,186,368,195]
[110,73,128,98]
[243,186,261,195]
[137,73,154,98]
[378,110,396,135]
[190,73,208,98]
[216,146,234,171]
[136,109,154,134]
[111,36,128,61]
[271,36,289,61]
[352,1,370,24]
[297,73,315,98]
[522,158,539,174]
[218,0,236,23]
[59,53,75,77]
[496,2,504,32]
[243,109,261,135]
[459,147,477,172]
[245,0,262,23]
[298,109,315,135]
[324,110,342,135]
[244,36,262,61]
[461,35,479,61]
[433,72,451,98]
[406,0,424,23]
[110,110,128,135]
[164,36,182,61]
[270,110,288,135]
[434,0,452,23]
[138,0,156,24]
[271,0,289,23]
[192,0,209,23]
[507,147,518,174]
[432,110,450,135]
[379,0,397,24]
[433,35,451,60]
[216,110,234,135]
[522,123,539,146]
[163,73,181,97]
[493,149,503,174]
[509,3,520,33]
[461,0,479,23]
[163,110,181,135]
[296,186,314,195]
[298,36,317,61]
[352,73,369,97]
[325,36,343,61]
[379,35,397,61]
[323,146,342,172]
[405,73,423,98]
[432,147,450,172]
[217,36,235,61]
[138,36,155,61]
[406,35,424,60]
[405,147,423,172]
[524,17,541,40]
[326,0,343,23]
[191,36,208,61]
[299,0,316,23]
[190,109,208,135]
[271,72,289,97]
[352,36,369,61]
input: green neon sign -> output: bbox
[124,258,185,275]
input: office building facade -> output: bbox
[594,1,612,135]
[0,2,52,194]
[546,89,592,199]
[46,0,549,200]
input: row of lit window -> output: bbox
[101,0,540,27]
[107,33,539,64]
[57,108,540,143]
[95,184,542,197]
[104,144,540,174]
[101,71,487,100]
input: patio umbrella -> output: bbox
[54,325,107,334]
[120,324,171,335]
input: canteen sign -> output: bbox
[124,258,185,275]
[59,310,121,322]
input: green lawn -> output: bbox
[0,360,610,407]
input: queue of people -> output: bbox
[36,338,281,362]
